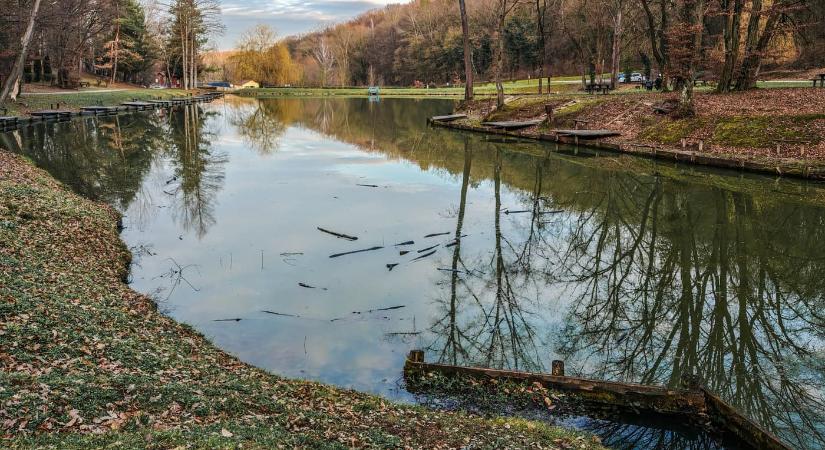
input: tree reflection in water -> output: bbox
[416,139,825,448]
[165,105,226,238]
[228,97,824,447]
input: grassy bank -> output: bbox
[450,88,825,170]
[0,150,603,449]
[237,78,811,99]
[6,89,190,116]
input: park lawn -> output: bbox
[6,89,191,116]
[0,150,604,449]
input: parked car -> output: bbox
[149,83,166,89]
[630,72,644,82]
[618,73,626,83]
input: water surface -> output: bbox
[5,97,825,449]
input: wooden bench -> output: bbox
[573,119,590,130]
[812,74,825,87]
[584,82,610,94]
[79,81,90,88]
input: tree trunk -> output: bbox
[494,3,507,108]
[459,0,474,100]
[610,5,623,90]
[535,0,546,94]
[735,0,780,90]
[111,23,120,84]
[0,0,43,104]
[676,0,704,116]
[717,0,743,92]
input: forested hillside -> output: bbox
[284,0,825,88]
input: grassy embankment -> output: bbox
[238,78,811,98]
[451,88,825,167]
[4,89,190,116]
[0,150,604,449]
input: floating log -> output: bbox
[412,250,436,261]
[317,227,358,241]
[417,244,439,253]
[424,232,449,238]
[430,114,467,122]
[403,351,790,450]
[329,246,383,258]
[482,119,544,129]
[552,129,622,138]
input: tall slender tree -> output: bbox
[458,0,474,100]
[0,0,42,103]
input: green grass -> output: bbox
[6,89,190,115]
[0,151,604,449]
[237,75,815,99]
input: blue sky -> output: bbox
[215,0,400,49]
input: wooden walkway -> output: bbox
[0,93,224,134]
[430,114,467,122]
[404,350,790,450]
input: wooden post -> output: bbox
[551,360,565,376]
[408,350,424,363]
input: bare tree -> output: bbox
[0,0,42,103]
[458,0,474,99]
[493,0,520,107]
[313,36,336,87]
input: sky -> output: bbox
[215,0,400,50]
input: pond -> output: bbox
[4,96,825,449]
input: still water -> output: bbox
[4,97,825,449]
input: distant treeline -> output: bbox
[280,0,825,89]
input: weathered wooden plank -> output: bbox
[482,119,544,129]
[702,389,790,450]
[404,356,705,415]
[403,350,791,449]
[431,114,467,122]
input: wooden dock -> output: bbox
[404,350,790,450]
[481,119,544,129]
[80,106,120,116]
[1,116,21,131]
[430,114,467,122]
[30,110,73,121]
[0,92,224,134]
[121,101,155,110]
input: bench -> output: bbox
[584,83,610,94]
[812,74,825,87]
[79,81,90,88]
[573,119,590,130]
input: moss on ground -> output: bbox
[0,150,604,449]
[639,118,707,144]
